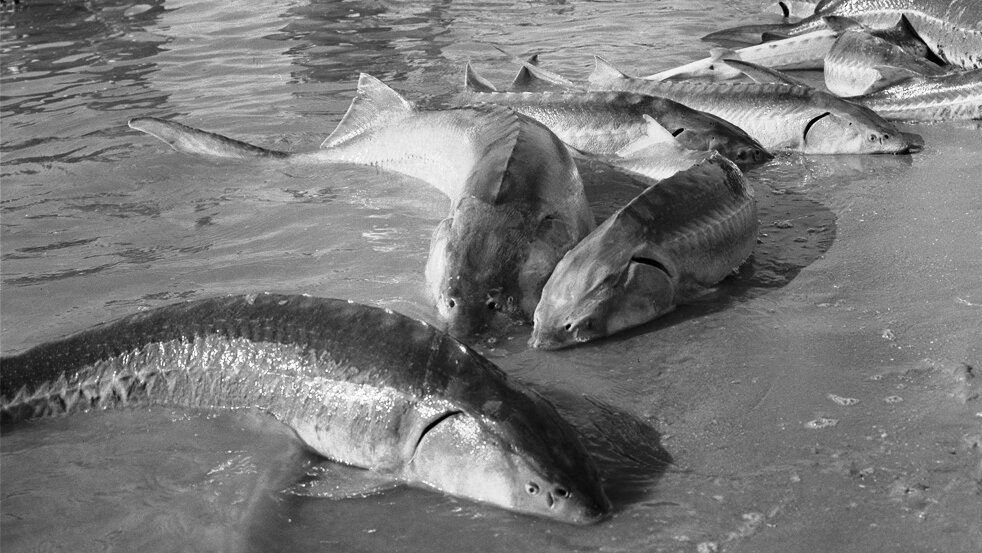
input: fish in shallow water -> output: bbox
[704,0,982,69]
[455,64,772,171]
[588,56,921,154]
[0,293,612,524]
[130,74,595,337]
[530,154,758,349]
[849,67,982,121]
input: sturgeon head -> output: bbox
[425,112,595,337]
[529,211,678,349]
[530,154,758,349]
[721,59,923,154]
[406,390,611,524]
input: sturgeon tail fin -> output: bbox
[128,117,289,159]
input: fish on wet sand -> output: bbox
[0,294,612,524]
[850,67,982,121]
[530,154,758,349]
[130,74,596,337]
[589,56,921,154]
[457,64,772,170]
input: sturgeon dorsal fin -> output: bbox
[616,115,678,156]
[321,74,415,149]
[722,59,809,87]
[511,59,579,91]
[464,63,498,93]
[460,105,522,204]
[589,56,629,85]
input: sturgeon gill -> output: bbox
[530,154,758,349]
[0,294,611,524]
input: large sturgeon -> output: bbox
[0,293,611,523]
[456,65,772,171]
[530,154,758,350]
[588,56,921,154]
[704,0,982,69]
[130,74,595,337]
[850,67,982,120]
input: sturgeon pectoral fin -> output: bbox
[285,460,402,499]
[615,115,678,156]
[460,107,521,204]
[128,117,289,159]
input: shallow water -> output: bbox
[2,1,981,552]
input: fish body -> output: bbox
[851,67,982,120]
[825,29,947,96]
[643,30,839,81]
[589,57,919,154]
[457,65,772,170]
[0,294,611,524]
[130,74,595,337]
[707,0,982,69]
[530,154,758,349]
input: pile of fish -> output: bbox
[3,0,980,526]
[687,0,982,122]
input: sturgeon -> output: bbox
[530,154,758,349]
[588,56,921,154]
[130,74,595,337]
[456,64,772,170]
[850,67,982,120]
[825,28,946,96]
[704,0,982,69]
[642,30,839,81]
[0,294,611,523]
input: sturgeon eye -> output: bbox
[868,134,877,142]
[526,482,540,495]
[447,298,456,308]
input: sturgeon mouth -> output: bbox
[897,132,924,154]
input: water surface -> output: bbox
[2,1,981,552]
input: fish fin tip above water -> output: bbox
[589,56,628,84]
[464,63,499,93]
[511,58,578,91]
[321,73,416,149]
